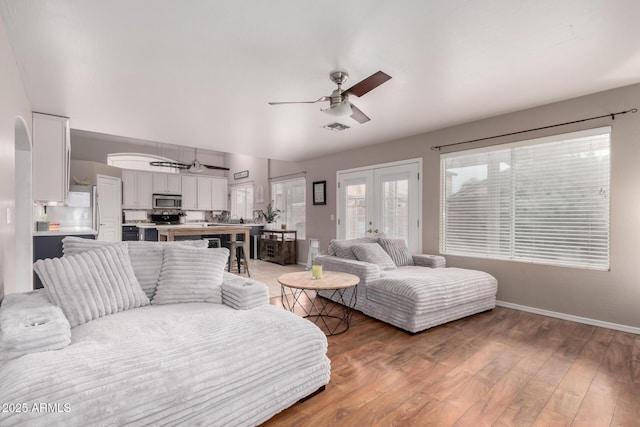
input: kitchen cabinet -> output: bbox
[197,176,213,210]
[122,170,153,209]
[181,175,198,210]
[122,225,139,241]
[32,113,70,202]
[139,227,158,241]
[152,173,182,195]
[182,176,227,211]
[211,177,228,211]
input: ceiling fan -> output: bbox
[149,148,230,173]
[268,70,391,124]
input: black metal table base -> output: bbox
[281,286,357,335]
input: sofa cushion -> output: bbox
[33,243,149,327]
[0,289,71,361]
[351,243,397,270]
[378,238,415,267]
[62,237,209,299]
[328,235,383,259]
[152,246,229,305]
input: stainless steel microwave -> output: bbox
[152,194,182,209]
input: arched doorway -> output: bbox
[15,116,32,291]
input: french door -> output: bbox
[337,159,421,252]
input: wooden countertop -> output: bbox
[157,225,251,242]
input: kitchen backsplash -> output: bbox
[123,209,229,223]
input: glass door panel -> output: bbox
[375,163,420,251]
[338,171,372,240]
[338,160,421,253]
[381,175,409,241]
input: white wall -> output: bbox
[300,83,640,330]
[15,124,32,292]
[0,16,33,297]
[224,153,269,211]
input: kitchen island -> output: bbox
[157,225,251,245]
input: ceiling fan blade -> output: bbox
[349,103,371,124]
[150,161,190,169]
[268,96,330,105]
[342,71,391,98]
[203,164,231,171]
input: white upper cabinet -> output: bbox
[181,175,198,210]
[32,113,70,202]
[152,173,182,195]
[196,177,213,211]
[122,170,153,209]
[211,177,228,211]
[181,175,227,211]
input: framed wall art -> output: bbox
[234,170,249,180]
[313,180,326,205]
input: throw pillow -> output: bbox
[328,234,384,259]
[378,238,415,267]
[62,237,209,299]
[351,243,397,270]
[152,246,229,305]
[33,243,149,327]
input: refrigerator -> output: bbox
[46,185,98,232]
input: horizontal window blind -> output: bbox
[440,127,610,270]
[271,177,306,239]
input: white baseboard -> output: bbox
[496,300,640,335]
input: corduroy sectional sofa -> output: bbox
[0,238,329,426]
[315,236,497,333]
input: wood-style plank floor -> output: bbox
[262,298,640,426]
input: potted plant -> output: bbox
[261,201,282,230]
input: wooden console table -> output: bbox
[259,229,297,265]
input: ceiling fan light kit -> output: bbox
[322,98,352,116]
[269,70,391,124]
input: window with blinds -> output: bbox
[272,177,306,239]
[230,183,253,220]
[440,127,610,270]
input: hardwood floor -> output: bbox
[252,261,639,426]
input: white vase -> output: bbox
[264,223,275,230]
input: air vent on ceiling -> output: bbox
[323,122,351,131]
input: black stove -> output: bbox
[150,214,180,225]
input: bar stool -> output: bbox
[207,238,222,248]
[225,241,250,277]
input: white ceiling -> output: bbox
[2,0,640,162]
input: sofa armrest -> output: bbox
[221,273,269,310]
[412,254,446,268]
[314,255,381,286]
[0,289,71,361]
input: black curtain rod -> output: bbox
[431,108,638,151]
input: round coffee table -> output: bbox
[278,271,360,335]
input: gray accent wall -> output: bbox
[299,83,640,330]
[0,17,33,297]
